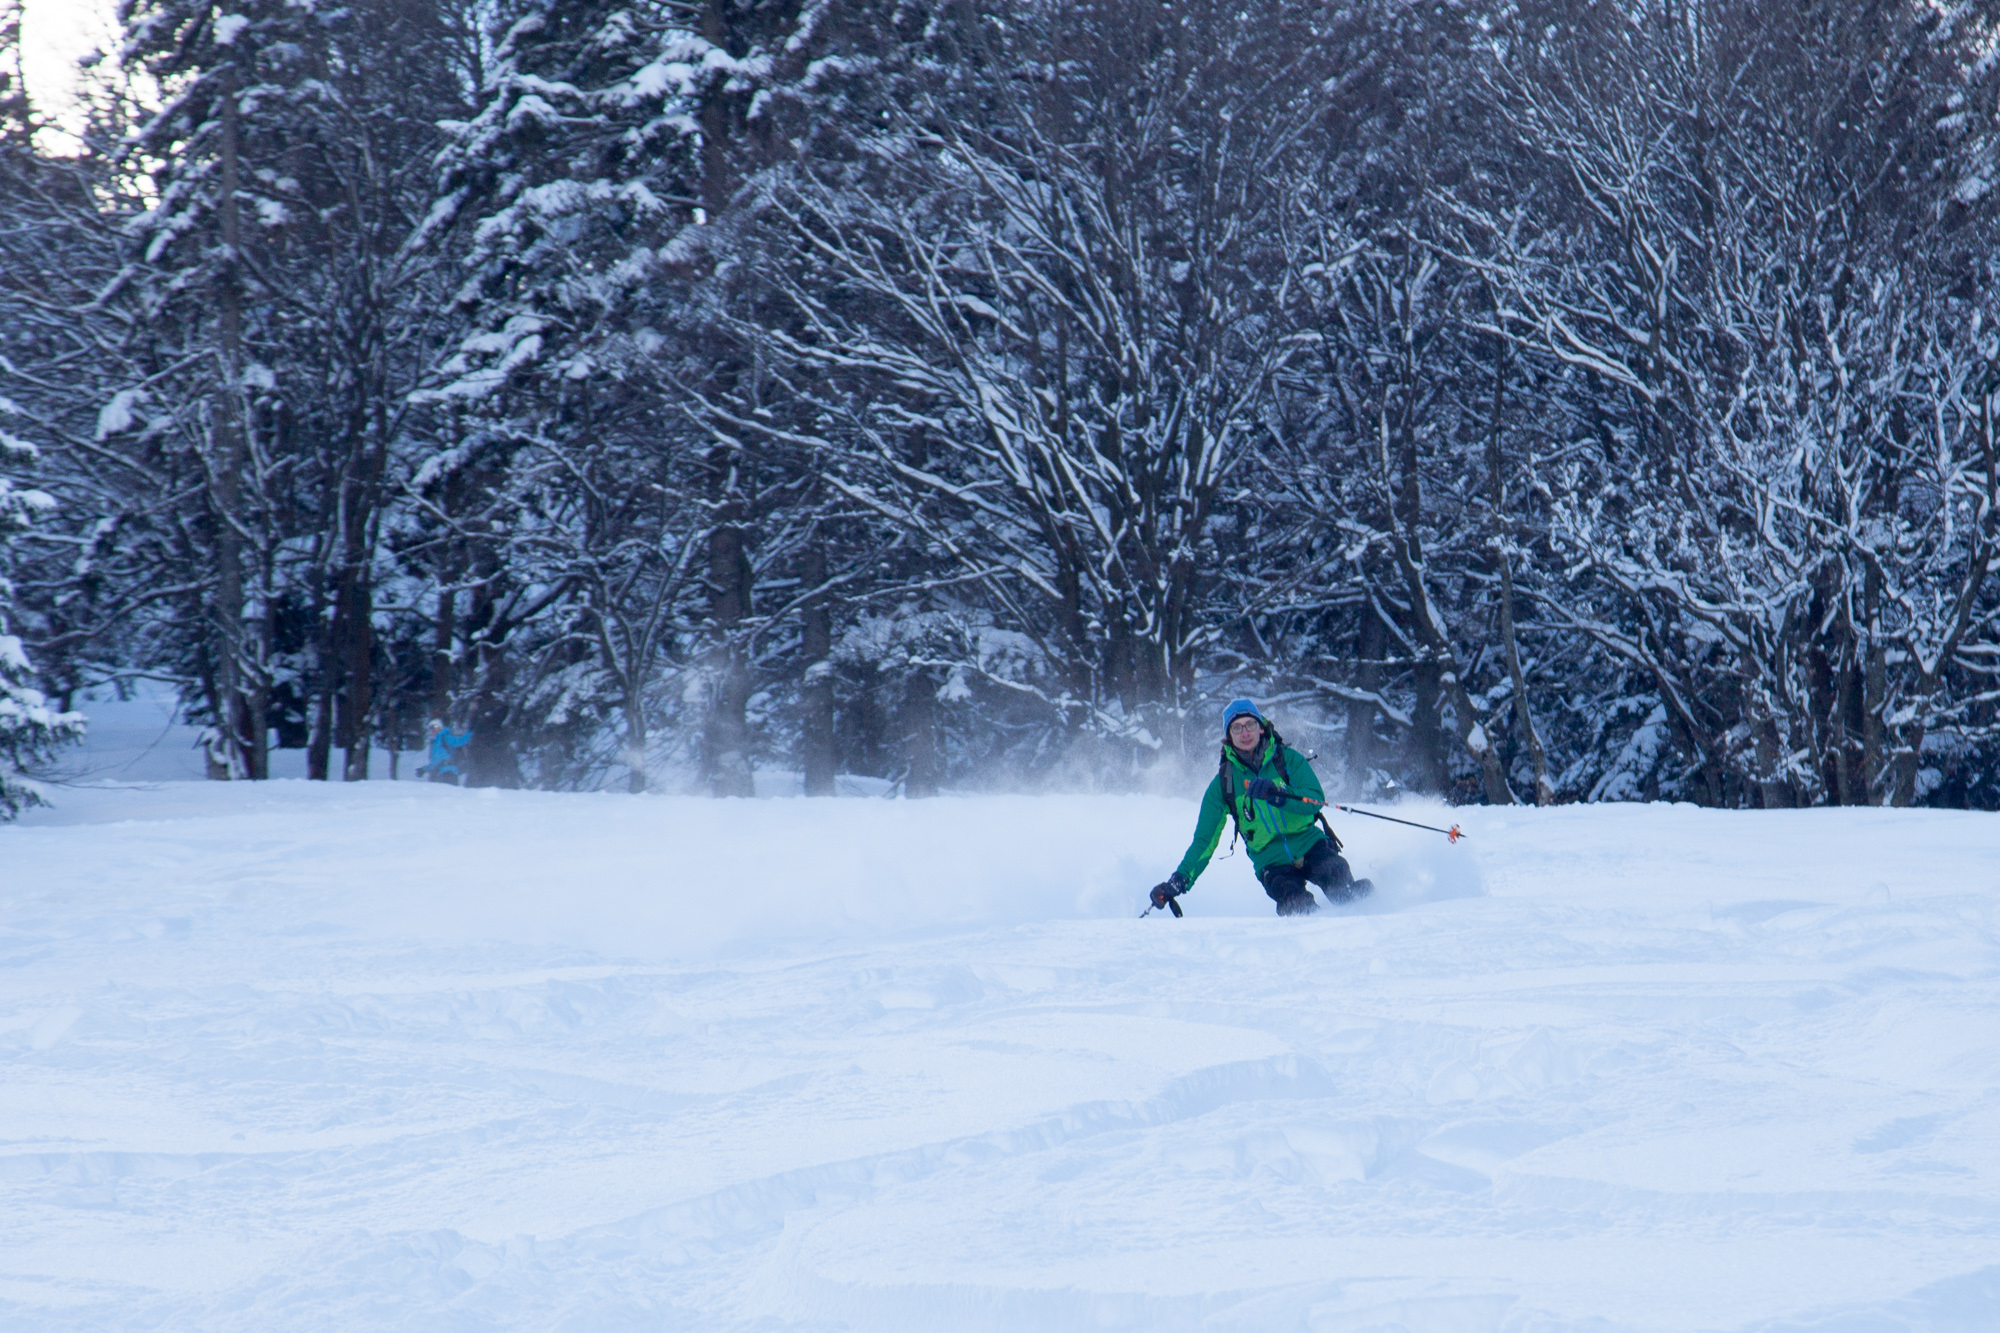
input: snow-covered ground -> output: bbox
[5,736,1999,1329]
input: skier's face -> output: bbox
[1227,715,1264,754]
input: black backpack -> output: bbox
[1217,723,1340,853]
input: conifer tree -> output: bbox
[0,0,85,816]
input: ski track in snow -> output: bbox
[3,774,1999,1331]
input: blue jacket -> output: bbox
[428,727,471,773]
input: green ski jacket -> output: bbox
[1174,739,1330,887]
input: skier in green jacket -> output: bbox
[1149,698,1371,917]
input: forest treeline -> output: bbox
[2,0,1999,812]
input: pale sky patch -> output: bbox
[20,0,122,145]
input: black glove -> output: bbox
[1243,777,1287,803]
[1149,872,1189,911]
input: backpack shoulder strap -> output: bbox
[1271,729,1297,784]
[1270,730,1342,853]
[1217,745,1244,849]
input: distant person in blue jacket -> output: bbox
[421,719,471,784]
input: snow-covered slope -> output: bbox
[4,778,1998,1331]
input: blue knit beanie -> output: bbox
[1221,698,1265,733]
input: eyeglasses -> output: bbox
[1228,717,1262,732]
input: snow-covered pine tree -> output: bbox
[0,0,86,816]
[0,439,84,818]
[113,0,285,777]
[113,0,481,781]
[422,0,848,793]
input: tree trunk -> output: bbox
[1836,651,1867,807]
[704,446,755,797]
[1806,570,1850,806]
[1383,381,1513,804]
[1411,656,1447,795]
[464,606,523,789]
[1390,531,1514,804]
[432,584,456,727]
[624,699,648,794]
[1484,335,1551,804]
[700,0,734,216]
[1861,563,1886,803]
[307,633,334,780]
[209,67,257,780]
[801,542,836,796]
[340,573,372,781]
[249,567,271,779]
[1752,701,1796,808]
[1346,599,1385,791]
[902,666,939,798]
[1495,554,1552,804]
[694,0,753,791]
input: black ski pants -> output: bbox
[1257,835,1354,912]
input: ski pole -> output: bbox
[1140,895,1184,918]
[1282,793,1466,843]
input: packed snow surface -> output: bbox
[5,773,1999,1329]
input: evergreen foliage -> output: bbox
[1,0,1997,811]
